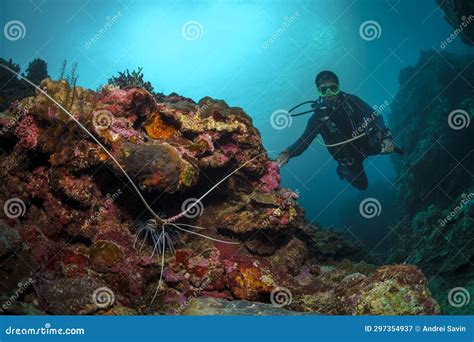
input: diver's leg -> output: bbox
[336,159,368,190]
[336,163,346,180]
[347,161,368,190]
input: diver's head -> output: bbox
[315,71,340,104]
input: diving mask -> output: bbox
[318,83,340,97]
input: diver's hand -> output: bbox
[381,138,395,154]
[276,151,290,166]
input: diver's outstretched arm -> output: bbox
[283,113,321,159]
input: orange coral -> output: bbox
[145,113,177,139]
[97,150,108,161]
[231,266,274,300]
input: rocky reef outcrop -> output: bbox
[0,65,439,315]
[437,0,474,46]
[388,50,474,314]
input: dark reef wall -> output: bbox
[0,63,439,315]
[437,0,474,46]
[390,50,473,215]
[388,50,474,314]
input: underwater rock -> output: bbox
[117,143,199,193]
[404,196,474,274]
[270,237,307,276]
[390,51,473,215]
[338,265,440,315]
[182,297,306,315]
[0,74,439,315]
[35,276,103,315]
[0,221,37,310]
[388,50,473,314]
[302,225,370,262]
[340,272,367,287]
[437,0,474,46]
[192,189,302,256]
[0,221,22,258]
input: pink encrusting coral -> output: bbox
[0,78,440,315]
[47,106,57,120]
[14,115,39,150]
[258,161,281,192]
[110,118,142,142]
[100,87,129,103]
[194,133,215,153]
[220,143,240,156]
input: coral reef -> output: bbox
[0,64,438,315]
[107,67,155,94]
[387,51,474,314]
[336,265,439,315]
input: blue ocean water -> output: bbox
[1,0,471,248]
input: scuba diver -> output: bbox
[276,70,400,190]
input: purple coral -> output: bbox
[195,133,215,153]
[110,117,141,141]
[258,161,281,192]
[220,143,240,156]
[14,115,39,150]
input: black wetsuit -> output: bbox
[286,92,391,190]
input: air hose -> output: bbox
[314,133,366,147]
[287,100,318,117]
[285,100,404,154]
[287,99,368,147]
